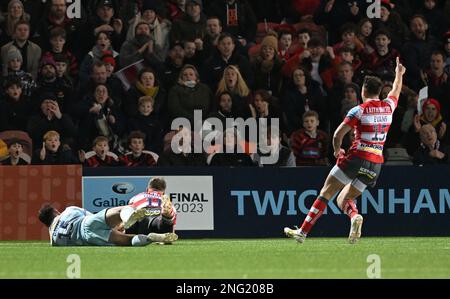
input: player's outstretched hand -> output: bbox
[396,57,406,76]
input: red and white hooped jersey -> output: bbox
[129,190,164,210]
[343,96,398,163]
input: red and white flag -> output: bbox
[114,59,145,91]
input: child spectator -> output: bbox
[41,27,78,80]
[32,130,78,165]
[54,54,75,96]
[80,136,120,167]
[120,131,158,167]
[356,18,374,52]
[128,96,164,154]
[290,110,329,166]
[0,139,29,165]
[1,46,36,98]
[278,31,294,63]
[0,77,32,132]
[364,29,399,81]
[332,23,364,57]
[79,31,119,86]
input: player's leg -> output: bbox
[336,183,363,219]
[119,195,165,229]
[105,206,126,228]
[336,182,365,244]
[284,172,346,243]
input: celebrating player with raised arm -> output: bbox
[284,57,406,244]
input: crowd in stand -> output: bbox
[0,0,449,167]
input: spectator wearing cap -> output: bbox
[160,41,186,91]
[0,0,31,46]
[26,96,77,148]
[41,27,79,81]
[35,56,73,113]
[1,20,41,79]
[1,45,36,98]
[401,14,441,91]
[120,21,165,67]
[101,51,117,77]
[371,0,409,50]
[79,31,120,86]
[35,0,88,62]
[126,0,171,59]
[0,77,33,132]
[170,0,207,46]
[206,0,257,48]
[201,33,253,92]
[88,0,126,52]
[251,33,284,97]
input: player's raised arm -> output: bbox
[388,57,406,100]
[332,123,352,158]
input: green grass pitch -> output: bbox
[1,237,449,279]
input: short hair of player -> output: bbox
[92,136,109,147]
[148,177,166,192]
[128,130,146,145]
[363,76,383,98]
[302,110,319,121]
[38,204,57,227]
[43,130,60,141]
